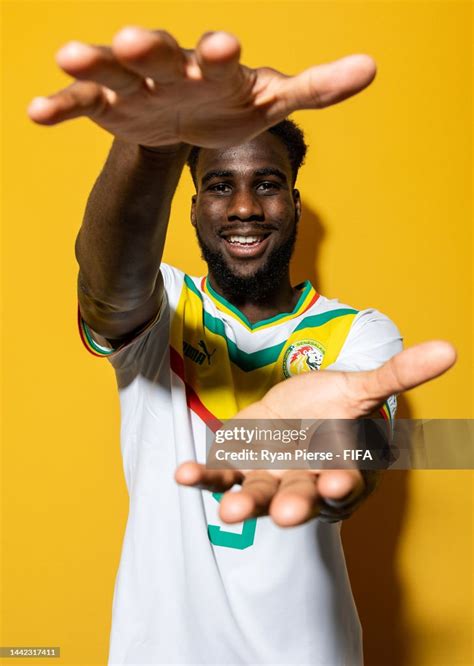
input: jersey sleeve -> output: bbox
[326,308,403,427]
[77,263,184,371]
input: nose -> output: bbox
[227,188,264,221]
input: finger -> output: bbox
[219,471,280,523]
[194,31,242,81]
[354,341,457,412]
[55,41,143,94]
[27,81,107,125]
[112,26,186,84]
[264,54,377,117]
[317,469,365,503]
[317,471,365,522]
[269,471,320,527]
[175,461,243,492]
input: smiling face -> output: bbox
[191,132,301,302]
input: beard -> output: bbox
[195,224,298,305]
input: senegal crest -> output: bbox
[283,339,326,378]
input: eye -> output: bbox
[209,182,232,193]
[256,181,280,192]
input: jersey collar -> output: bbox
[201,276,319,332]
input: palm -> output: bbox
[28,27,376,148]
[176,341,456,526]
[89,65,265,148]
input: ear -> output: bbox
[293,189,302,223]
[191,194,197,228]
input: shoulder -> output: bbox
[160,263,205,308]
[347,307,401,345]
[318,297,403,371]
[160,262,185,292]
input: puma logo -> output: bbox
[198,339,216,365]
[183,340,216,366]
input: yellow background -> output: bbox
[2,1,472,665]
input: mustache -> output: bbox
[217,222,277,236]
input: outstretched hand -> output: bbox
[28,27,376,148]
[175,341,456,526]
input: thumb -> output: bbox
[279,54,377,114]
[355,341,457,411]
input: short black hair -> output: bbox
[186,118,308,187]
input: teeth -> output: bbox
[227,235,261,244]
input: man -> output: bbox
[29,27,455,665]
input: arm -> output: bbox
[176,341,456,526]
[29,27,377,341]
[318,310,403,514]
[75,140,190,342]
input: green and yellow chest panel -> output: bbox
[169,275,358,425]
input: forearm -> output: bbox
[75,139,191,335]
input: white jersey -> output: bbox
[80,263,402,665]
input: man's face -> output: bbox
[191,132,301,301]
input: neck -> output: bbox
[208,271,301,324]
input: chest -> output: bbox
[168,285,357,421]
